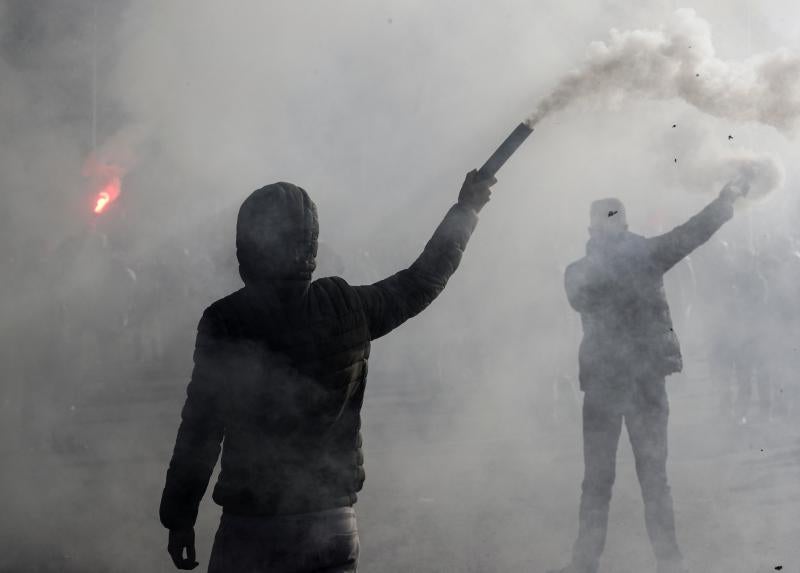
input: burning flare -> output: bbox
[84,160,123,215]
[94,192,110,214]
[92,173,120,214]
[82,124,147,216]
[91,174,121,215]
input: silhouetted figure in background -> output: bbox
[759,234,800,419]
[728,244,770,424]
[700,239,770,425]
[160,171,494,572]
[550,181,748,573]
[697,238,740,419]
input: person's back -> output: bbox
[197,278,370,517]
[160,173,494,572]
[565,193,738,391]
[566,228,681,386]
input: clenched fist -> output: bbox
[168,528,199,570]
[458,169,496,214]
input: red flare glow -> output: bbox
[88,171,122,215]
[94,191,111,214]
[83,129,140,216]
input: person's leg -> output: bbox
[627,378,684,568]
[312,562,358,573]
[305,508,359,572]
[207,514,268,573]
[569,390,624,573]
[208,508,358,573]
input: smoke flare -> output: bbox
[526,9,800,134]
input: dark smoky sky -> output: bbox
[2,1,800,572]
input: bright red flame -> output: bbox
[94,192,111,214]
[83,126,144,216]
[91,175,121,215]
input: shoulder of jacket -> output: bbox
[565,257,588,275]
[312,275,351,294]
[312,276,362,307]
[202,289,246,333]
[206,289,243,314]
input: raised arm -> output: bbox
[354,170,494,340]
[160,308,226,569]
[648,183,744,272]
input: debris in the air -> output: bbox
[608,210,618,217]
[672,124,677,128]
[674,158,678,164]
[728,134,734,140]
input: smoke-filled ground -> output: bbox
[3,1,800,572]
[3,325,800,573]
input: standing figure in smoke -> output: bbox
[550,181,748,573]
[159,171,495,572]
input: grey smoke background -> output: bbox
[2,1,800,572]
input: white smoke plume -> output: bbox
[526,9,800,135]
[684,150,784,200]
[656,118,786,200]
[723,154,785,200]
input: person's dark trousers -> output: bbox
[207,507,359,573]
[571,377,682,572]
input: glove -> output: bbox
[168,528,199,570]
[458,169,496,214]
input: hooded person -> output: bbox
[549,180,748,573]
[159,171,495,572]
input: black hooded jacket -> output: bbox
[565,195,734,390]
[160,183,479,529]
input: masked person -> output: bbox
[159,170,495,572]
[549,181,748,573]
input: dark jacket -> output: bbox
[160,190,478,530]
[565,196,734,389]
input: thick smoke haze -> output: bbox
[528,9,800,132]
[654,120,786,200]
[527,9,797,198]
[2,1,800,572]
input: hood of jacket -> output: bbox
[236,182,319,288]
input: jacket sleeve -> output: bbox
[159,308,226,530]
[648,196,735,272]
[353,203,479,340]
